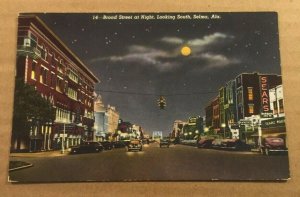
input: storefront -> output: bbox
[261,116,286,140]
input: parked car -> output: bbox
[127,140,143,152]
[261,137,288,156]
[211,139,223,149]
[70,142,104,154]
[112,141,127,148]
[219,139,251,151]
[160,138,170,148]
[197,139,214,148]
[100,141,113,150]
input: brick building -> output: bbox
[12,15,99,152]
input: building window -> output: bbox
[40,45,47,60]
[31,61,37,80]
[40,67,48,84]
[67,87,78,100]
[51,53,56,67]
[50,73,55,88]
[273,101,278,114]
[68,68,79,83]
[56,77,64,93]
[30,33,37,48]
[247,87,253,101]
[57,59,65,74]
[248,104,254,114]
[279,99,284,113]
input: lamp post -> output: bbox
[61,120,66,154]
[221,123,226,139]
[184,132,187,139]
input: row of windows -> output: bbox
[31,62,93,107]
[24,33,89,87]
[56,108,71,123]
[67,87,78,100]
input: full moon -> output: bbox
[181,46,191,56]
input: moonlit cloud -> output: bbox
[199,53,240,70]
[161,37,184,44]
[89,32,238,72]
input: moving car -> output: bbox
[70,142,104,154]
[127,140,143,152]
[160,138,170,148]
[261,137,288,156]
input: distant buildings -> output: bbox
[94,96,120,141]
[94,96,108,141]
[11,15,99,152]
[172,120,187,138]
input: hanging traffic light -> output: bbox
[157,96,166,109]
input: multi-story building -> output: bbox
[205,102,213,128]
[260,84,286,142]
[235,73,281,121]
[106,105,120,135]
[94,96,109,141]
[219,87,226,128]
[212,97,220,133]
[12,15,99,152]
[224,79,237,126]
[269,85,285,118]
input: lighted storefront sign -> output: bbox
[260,76,270,112]
[261,117,285,128]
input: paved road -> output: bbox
[9,142,290,182]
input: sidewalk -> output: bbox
[10,149,71,158]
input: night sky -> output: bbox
[35,12,281,135]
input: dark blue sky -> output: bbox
[36,12,281,135]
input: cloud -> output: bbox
[89,32,238,73]
[161,37,184,44]
[199,53,240,70]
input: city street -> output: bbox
[9,142,289,182]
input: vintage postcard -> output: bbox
[8,12,289,182]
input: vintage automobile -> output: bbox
[100,141,114,150]
[70,141,104,154]
[127,140,143,152]
[159,138,170,148]
[113,140,129,148]
[219,139,251,151]
[260,137,288,156]
[197,139,214,148]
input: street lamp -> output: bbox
[61,120,66,154]
[184,132,187,139]
[221,123,226,139]
[204,127,209,133]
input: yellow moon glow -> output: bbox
[181,46,191,56]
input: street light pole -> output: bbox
[221,123,226,139]
[61,122,65,154]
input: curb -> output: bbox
[9,164,33,172]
